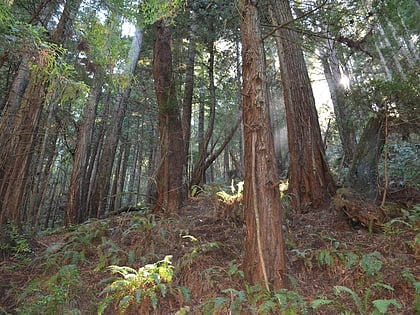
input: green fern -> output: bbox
[359,252,383,277]
[98,255,175,314]
[331,283,401,315]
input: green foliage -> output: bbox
[380,141,420,187]
[122,213,156,238]
[383,205,420,234]
[316,249,336,267]
[359,252,383,277]
[414,282,420,313]
[16,265,83,315]
[1,15,50,56]
[0,222,31,258]
[190,184,205,197]
[94,237,128,272]
[399,267,420,312]
[312,283,402,315]
[140,0,185,25]
[402,205,420,226]
[201,284,308,315]
[98,255,181,314]
[0,0,11,27]
[39,219,111,271]
[292,240,359,271]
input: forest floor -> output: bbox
[0,186,419,315]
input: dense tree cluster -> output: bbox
[0,0,418,290]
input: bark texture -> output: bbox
[240,0,286,290]
[269,0,336,212]
[152,20,185,214]
[346,115,385,201]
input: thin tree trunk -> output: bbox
[190,41,217,187]
[91,27,143,217]
[66,71,103,224]
[145,124,158,206]
[386,18,415,67]
[377,23,406,79]
[182,17,197,186]
[127,119,144,205]
[0,51,51,229]
[240,0,286,291]
[374,41,393,80]
[117,140,131,210]
[320,41,356,166]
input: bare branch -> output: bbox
[262,0,328,41]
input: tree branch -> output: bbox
[262,0,328,41]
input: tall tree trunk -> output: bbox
[240,0,286,291]
[320,40,356,166]
[29,101,59,230]
[127,119,144,205]
[190,41,216,187]
[0,0,82,234]
[377,23,406,79]
[374,41,393,80]
[152,20,185,214]
[90,27,143,217]
[0,50,52,229]
[66,72,103,224]
[145,124,158,206]
[116,139,131,210]
[0,59,29,128]
[385,18,416,67]
[346,115,386,201]
[269,0,336,212]
[182,17,197,186]
[50,0,83,44]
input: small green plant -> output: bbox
[122,213,156,238]
[98,255,184,314]
[402,205,420,227]
[359,251,383,277]
[201,283,308,315]
[0,222,32,257]
[383,205,419,234]
[16,264,83,315]
[401,268,420,313]
[316,249,336,267]
[312,283,402,314]
[190,184,205,197]
[94,237,128,272]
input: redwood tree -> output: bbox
[269,0,336,212]
[152,19,185,214]
[0,0,82,231]
[240,0,286,290]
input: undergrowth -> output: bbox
[3,197,418,314]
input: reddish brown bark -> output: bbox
[269,0,336,212]
[240,0,287,290]
[152,20,185,214]
[0,52,50,228]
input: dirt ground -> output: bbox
[0,187,418,314]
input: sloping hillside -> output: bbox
[0,190,418,314]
